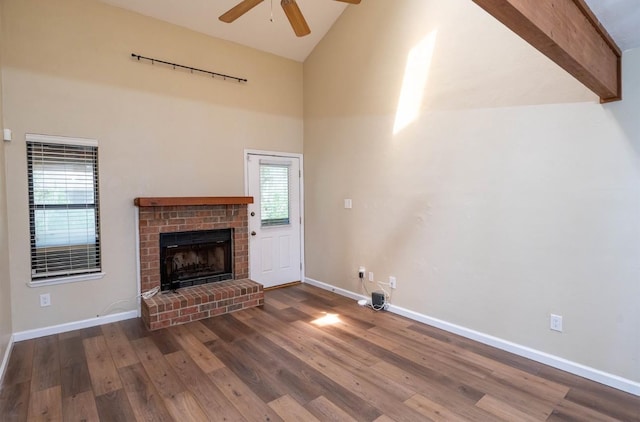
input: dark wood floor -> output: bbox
[1,284,639,421]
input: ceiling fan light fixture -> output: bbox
[219,0,360,37]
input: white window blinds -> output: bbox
[27,135,102,280]
[260,162,290,227]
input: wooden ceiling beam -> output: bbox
[472,0,622,102]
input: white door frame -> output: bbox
[244,149,304,285]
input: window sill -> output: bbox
[28,272,106,288]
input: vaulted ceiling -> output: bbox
[99,0,349,61]
[99,0,640,63]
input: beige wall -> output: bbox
[1,0,303,331]
[304,0,640,382]
[0,0,14,368]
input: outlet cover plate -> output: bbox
[40,293,51,307]
[550,314,563,332]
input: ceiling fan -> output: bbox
[219,0,361,37]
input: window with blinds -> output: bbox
[27,135,102,281]
[260,163,290,227]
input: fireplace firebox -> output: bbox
[159,229,233,291]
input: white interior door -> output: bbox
[246,153,302,288]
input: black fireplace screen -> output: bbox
[159,229,233,291]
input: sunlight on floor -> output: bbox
[393,30,438,135]
[311,313,342,326]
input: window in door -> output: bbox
[260,162,290,227]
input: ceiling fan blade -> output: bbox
[281,0,311,37]
[334,0,361,3]
[219,0,264,23]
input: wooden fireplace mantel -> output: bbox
[134,196,254,207]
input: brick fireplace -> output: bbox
[134,197,264,330]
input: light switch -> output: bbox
[344,199,352,209]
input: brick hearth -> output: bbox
[141,279,262,330]
[135,198,263,330]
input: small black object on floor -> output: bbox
[372,292,385,310]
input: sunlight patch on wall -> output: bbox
[393,30,438,135]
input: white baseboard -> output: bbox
[13,310,138,342]
[304,277,640,397]
[304,277,369,302]
[0,334,15,385]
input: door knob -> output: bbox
[251,231,256,236]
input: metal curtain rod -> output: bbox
[131,53,248,83]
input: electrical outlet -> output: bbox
[358,266,365,279]
[389,276,397,289]
[368,272,374,282]
[40,293,51,307]
[550,314,563,332]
